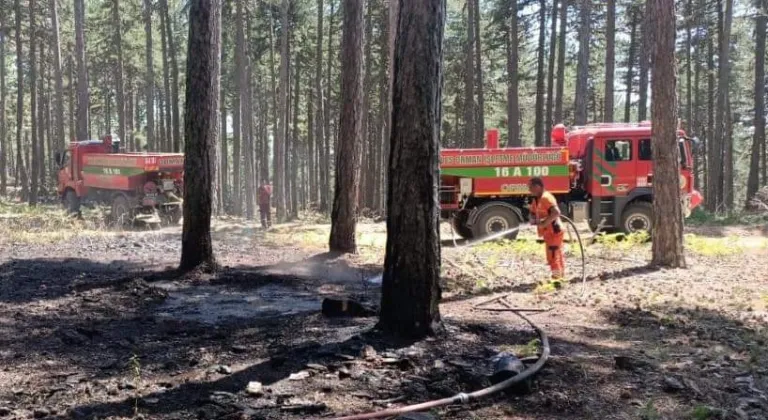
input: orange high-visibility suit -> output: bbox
[530,191,565,279]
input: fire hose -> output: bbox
[332,217,586,419]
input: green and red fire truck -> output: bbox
[440,122,703,239]
[56,136,185,226]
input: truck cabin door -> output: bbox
[596,137,635,197]
[637,137,690,191]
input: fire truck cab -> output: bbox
[439,123,703,239]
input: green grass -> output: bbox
[687,208,768,226]
[684,234,740,256]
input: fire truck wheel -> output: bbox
[63,190,80,215]
[451,212,474,239]
[621,202,653,234]
[472,205,520,240]
[111,195,133,228]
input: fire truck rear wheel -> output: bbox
[621,202,653,234]
[63,190,80,215]
[111,195,133,228]
[472,205,520,240]
[451,212,474,239]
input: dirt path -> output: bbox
[0,216,766,419]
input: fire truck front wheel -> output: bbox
[111,195,133,228]
[621,202,653,234]
[471,205,521,240]
[451,212,474,239]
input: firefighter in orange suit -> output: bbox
[528,177,565,279]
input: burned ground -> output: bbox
[0,208,767,420]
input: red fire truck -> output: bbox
[440,123,703,239]
[56,136,185,226]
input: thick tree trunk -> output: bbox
[650,0,686,268]
[624,7,637,123]
[275,0,290,222]
[534,0,546,146]
[506,0,520,146]
[143,0,155,151]
[554,0,567,125]
[373,12,389,211]
[464,0,476,147]
[361,3,373,209]
[50,0,65,152]
[472,0,484,142]
[574,0,590,125]
[379,0,444,338]
[604,0,615,122]
[30,0,39,205]
[638,0,651,121]
[329,0,364,254]
[323,0,335,214]
[545,0,558,143]
[180,0,221,272]
[747,0,766,207]
[74,0,89,141]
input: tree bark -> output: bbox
[29,0,39,205]
[379,0,444,338]
[650,0,686,268]
[574,0,590,125]
[361,2,373,209]
[143,0,155,151]
[275,0,290,222]
[329,0,364,254]
[706,35,714,198]
[290,56,301,220]
[219,17,228,211]
[14,0,28,198]
[545,0,558,143]
[685,0,693,131]
[38,38,46,190]
[604,0,615,122]
[0,13,6,194]
[68,56,75,143]
[314,0,325,209]
[110,0,126,147]
[638,0,651,121]
[747,0,766,207]
[160,4,173,150]
[534,0,546,146]
[472,0,484,142]
[74,0,89,141]
[554,0,567,125]
[506,0,520,146]
[160,0,181,152]
[708,0,732,211]
[180,0,221,272]
[464,0,476,147]
[624,7,637,123]
[50,0,65,153]
[323,0,335,214]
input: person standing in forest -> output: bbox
[258,180,272,229]
[528,177,565,280]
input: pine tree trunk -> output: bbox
[472,0,484,142]
[29,0,39,205]
[143,0,155,151]
[180,0,220,272]
[0,14,6,194]
[464,1,476,147]
[638,0,650,121]
[329,0,364,254]
[747,0,765,207]
[160,5,173,150]
[534,0,546,146]
[724,95,734,208]
[160,0,181,152]
[706,36,714,198]
[68,56,75,143]
[219,24,228,211]
[545,0,558,143]
[290,57,301,220]
[38,39,47,190]
[624,7,637,123]
[275,0,290,222]
[709,0,732,212]
[373,12,388,212]
[15,0,28,198]
[604,0,615,122]
[650,0,686,268]
[314,0,325,209]
[554,0,567,124]
[361,2,372,209]
[685,0,693,131]
[74,0,89,141]
[323,0,335,214]
[574,0,590,125]
[50,0,65,153]
[380,0,398,212]
[379,0,444,338]
[506,0,520,146]
[307,85,316,206]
